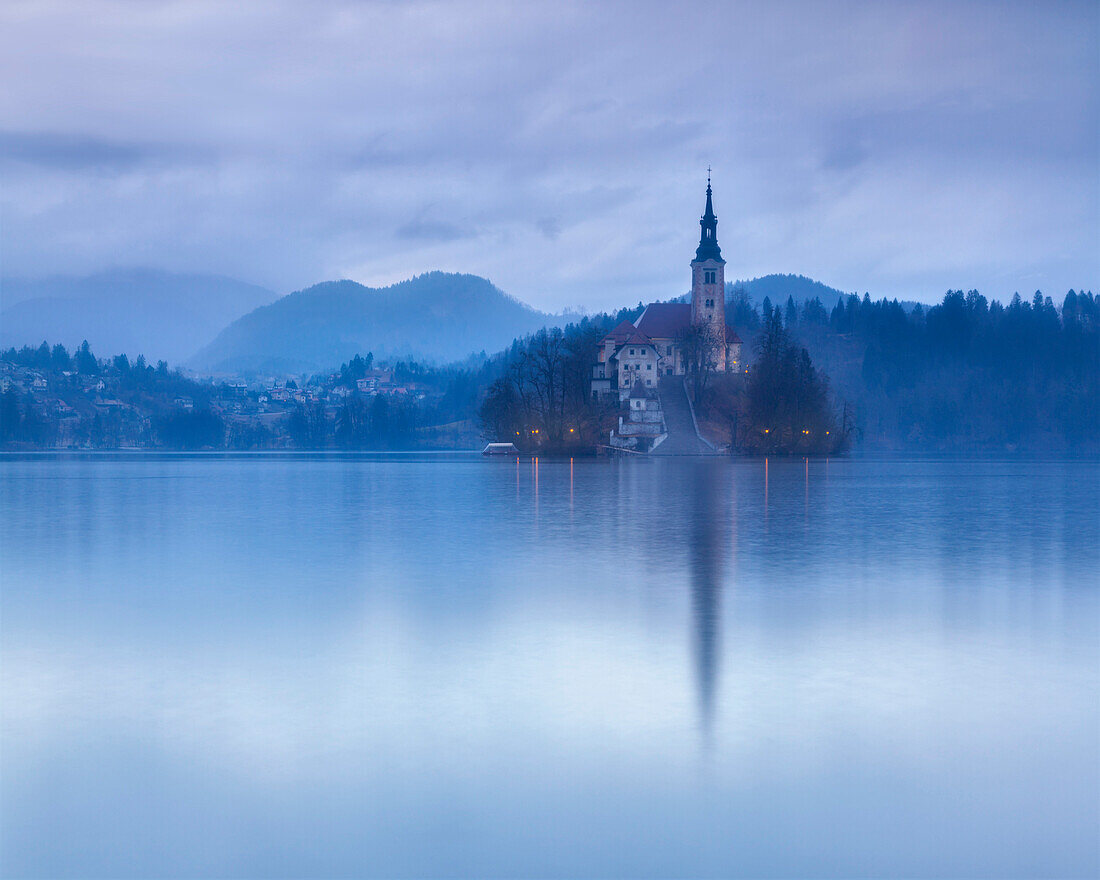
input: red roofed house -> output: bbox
[592,178,743,401]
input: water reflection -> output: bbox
[689,462,724,740]
[1,453,1097,878]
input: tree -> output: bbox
[0,389,21,442]
[785,295,798,328]
[679,322,722,400]
[520,327,569,443]
[801,297,828,326]
[728,285,760,331]
[741,307,837,453]
[338,353,375,385]
[335,398,369,448]
[34,341,50,369]
[478,377,523,441]
[74,340,98,374]
[471,317,610,450]
[288,402,326,448]
[19,394,51,445]
[51,344,71,372]
[228,420,272,450]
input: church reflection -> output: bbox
[688,462,725,740]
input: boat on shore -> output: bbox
[481,442,519,456]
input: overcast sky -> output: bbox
[1,0,1096,310]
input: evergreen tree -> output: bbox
[51,344,71,372]
[785,295,798,328]
[741,307,837,453]
[74,340,98,374]
[0,389,21,442]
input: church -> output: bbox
[591,178,743,402]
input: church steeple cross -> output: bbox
[694,172,722,262]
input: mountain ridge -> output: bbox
[2,267,919,376]
[188,271,559,374]
[0,268,278,364]
[729,273,922,312]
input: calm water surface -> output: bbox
[1,453,1097,878]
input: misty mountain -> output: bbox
[729,274,847,307]
[0,269,278,364]
[188,272,557,374]
[728,274,922,312]
[674,274,852,310]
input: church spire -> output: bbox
[695,172,723,262]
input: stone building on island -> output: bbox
[610,379,665,450]
[591,178,743,403]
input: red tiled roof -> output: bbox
[601,319,637,343]
[609,329,656,362]
[636,302,692,339]
[607,302,742,346]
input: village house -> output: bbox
[592,178,743,402]
[610,380,667,451]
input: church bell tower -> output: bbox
[690,173,726,335]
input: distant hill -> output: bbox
[189,272,557,374]
[728,274,922,312]
[729,274,848,308]
[0,269,277,364]
[671,274,851,308]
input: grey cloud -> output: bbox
[536,217,561,240]
[0,0,1095,311]
[820,136,869,173]
[396,218,477,243]
[0,130,207,171]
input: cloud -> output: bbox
[0,0,1096,308]
[536,217,561,240]
[0,130,194,171]
[396,217,477,243]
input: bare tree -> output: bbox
[679,323,723,400]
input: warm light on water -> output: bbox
[1,453,1097,878]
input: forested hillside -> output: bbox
[4,288,1096,452]
[730,289,1098,449]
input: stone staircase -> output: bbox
[653,377,714,455]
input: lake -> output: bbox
[1,453,1097,878]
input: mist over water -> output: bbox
[2,454,1097,878]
